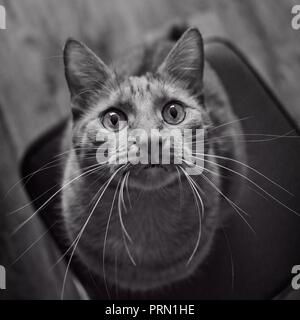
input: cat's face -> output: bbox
[70,75,205,191]
[63,29,219,291]
[65,28,207,191]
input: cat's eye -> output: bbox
[101,109,127,131]
[162,102,186,125]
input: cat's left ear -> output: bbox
[63,39,113,113]
[158,28,204,89]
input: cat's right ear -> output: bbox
[157,28,204,91]
[63,39,113,116]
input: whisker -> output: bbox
[221,226,235,292]
[117,177,133,244]
[12,163,103,234]
[196,155,300,217]
[60,165,126,299]
[118,174,136,266]
[120,171,128,213]
[204,130,297,144]
[209,116,253,132]
[179,166,203,265]
[193,152,294,196]
[201,173,256,235]
[125,171,132,209]
[8,162,106,216]
[11,222,57,265]
[175,167,184,209]
[53,165,126,268]
[102,177,122,300]
[4,153,70,198]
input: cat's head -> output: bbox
[62,28,218,291]
[64,28,207,188]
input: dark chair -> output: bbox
[21,39,300,299]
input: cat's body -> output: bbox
[61,27,245,292]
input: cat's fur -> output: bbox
[62,27,245,291]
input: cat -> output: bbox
[61,26,245,292]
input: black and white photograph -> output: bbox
[0,0,300,304]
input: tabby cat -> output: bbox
[62,27,244,292]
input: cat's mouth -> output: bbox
[127,164,179,191]
[143,164,167,170]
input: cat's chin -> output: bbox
[127,164,179,191]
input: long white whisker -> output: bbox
[222,226,235,292]
[202,131,298,145]
[118,176,136,266]
[11,222,57,265]
[117,183,132,244]
[12,163,103,234]
[201,173,256,234]
[125,171,132,209]
[193,152,294,196]
[196,155,300,217]
[60,165,126,299]
[179,166,203,265]
[209,116,253,132]
[102,178,122,300]
[9,163,108,216]
[175,167,184,209]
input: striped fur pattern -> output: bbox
[61,28,244,291]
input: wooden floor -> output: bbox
[0,0,300,298]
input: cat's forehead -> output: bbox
[110,75,201,110]
[88,75,202,117]
[120,75,164,100]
